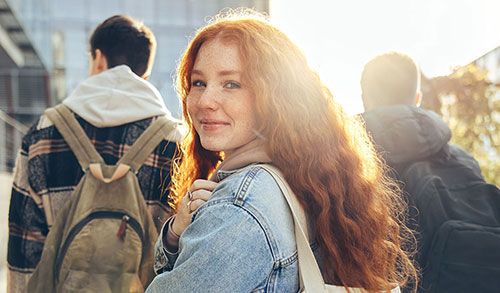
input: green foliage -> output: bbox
[421,64,500,186]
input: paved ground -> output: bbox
[1,172,12,292]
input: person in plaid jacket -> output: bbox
[7,15,183,292]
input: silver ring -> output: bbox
[188,190,194,201]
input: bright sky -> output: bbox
[270,0,500,114]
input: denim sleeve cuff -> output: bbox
[153,216,180,274]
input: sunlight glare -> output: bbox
[270,0,500,115]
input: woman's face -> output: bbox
[187,38,258,157]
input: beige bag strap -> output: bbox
[86,116,177,184]
[117,116,178,173]
[42,104,103,229]
[257,164,328,292]
[45,104,104,171]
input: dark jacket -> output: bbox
[362,105,487,290]
[362,105,483,182]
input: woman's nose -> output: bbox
[197,86,218,110]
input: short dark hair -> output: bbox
[360,52,420,110]
[90,15,156,77]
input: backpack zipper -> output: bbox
[54,211,144,282]
[117,215,130,241]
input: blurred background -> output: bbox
[1,0,499,289]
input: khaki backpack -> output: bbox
[27,104,177,292]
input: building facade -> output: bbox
[0,0,268,172]
[0,0,47,171]
[473,46,500,79]
[472,45,500,104]
[7,0,269,119]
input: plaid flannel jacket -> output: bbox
[7,113,179,292]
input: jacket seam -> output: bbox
[194,195,297,270]
[233,165,261,206]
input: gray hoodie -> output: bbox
[63,65,176,128]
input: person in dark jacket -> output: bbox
[360,52,487,291]
[7,15,184,292]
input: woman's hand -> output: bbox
[172,179,218,236]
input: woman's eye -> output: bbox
[224,82,241,89]
[192,80,206,87]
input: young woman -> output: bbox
[147,10,417,293]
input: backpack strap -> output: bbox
[45,104,104,171]
[46,104,178,183]
[117,116,178,173]
[88,117,177,183]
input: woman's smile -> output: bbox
[199,119,230,131]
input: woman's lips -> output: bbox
[200,120,229,131]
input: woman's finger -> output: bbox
[191,179,218,192]
[188,199,206,213]
[189,189,212,202]
[173,181,218,235]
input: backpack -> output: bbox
[397,158,500,293]
[27,104,177,292]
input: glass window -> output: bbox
[123,0,154,21]
[88,0,122,22]
[187,0,208,27]
[155,0,187,26]
[52,0,86,20]
[65,29,88,71]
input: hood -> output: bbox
[362,105,451,164]
[63,65,172,127]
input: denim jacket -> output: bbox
[146,165,304,292]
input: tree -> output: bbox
[421,64,500,186]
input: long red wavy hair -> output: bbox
[170,9,417,291]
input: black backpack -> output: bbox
[397,154,500,293]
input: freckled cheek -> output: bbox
[239,102,259,130]
[186,96,197,120]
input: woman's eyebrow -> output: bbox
[218,70,240,76]
[191,69,203,76]
[191,69,240,75]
